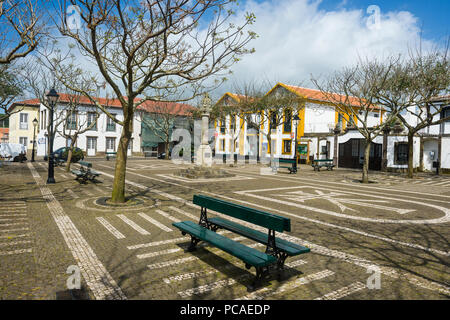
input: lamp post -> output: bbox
[31,118,38,162]
[46,88,59,184]
[293,114,300,172]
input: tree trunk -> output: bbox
[267,135,273,167]
[111,123,131,203]
[65,138,77,172]
[407,132,414,178]
[361,140,371,183]
[165,140,169,160]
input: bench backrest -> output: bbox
[278,158,295,163]
[193,195,290,232]
[78,161,92,168]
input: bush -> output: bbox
[63,148,84,163]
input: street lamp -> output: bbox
[31,118,38,162]
[46,88,59,184]
[293,114,301,172]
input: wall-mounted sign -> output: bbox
[38,138,46,144]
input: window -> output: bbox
[230,115,235,132]
[220,118,225,134]
[106,115,116,132]
[282,139,292,154]
[20,113,28,130]
[87,112,97,130]
[106,137,116,151]
[19,137,28,147]
[269,112,277,130]
[283,109,292,133]
[395,142,408,165]
[337,113,343,129]
[66,112,77,130]
[374,113,380,118]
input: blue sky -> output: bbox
[316,0,449,41]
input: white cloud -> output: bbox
[217,0,438,96]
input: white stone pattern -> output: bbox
[28,163,126,300]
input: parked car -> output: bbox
[44,147,84,162]
[0,143,27,162]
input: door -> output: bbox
[338,139,382,170]
[86,137,97,156]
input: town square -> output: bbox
[0,0,449,306]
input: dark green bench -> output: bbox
[272,158,297,173]
[172,195,310,290]
[106,152,117,161]
[312,159,334,171]
[71,161,101,183]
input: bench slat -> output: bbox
[78,161,92,168]
[193,195,290,232]
[71,170,83,176]
[173,221,276,267]
[209,217,310,256]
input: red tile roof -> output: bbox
[9,93,194,116]
[276,83,377,109]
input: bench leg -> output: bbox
[276,252,289,270]
[187,236,201,252]
[248,266,270,292]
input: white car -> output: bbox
[0,143,27,162]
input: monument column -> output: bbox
[196,93,213,167]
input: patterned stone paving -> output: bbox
[0,159,448,300]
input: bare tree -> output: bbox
[48,0,256,203]
[0,0,44,64]
[222,82,305,166]
[312,57,402,183]
[0,64,23,121]
[213,93,247,162]
[374,48,450,178]
[140,101,192,160]
[57,92,100,171]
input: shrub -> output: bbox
[63,148,84,163]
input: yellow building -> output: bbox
[7,100,40,158]
[214,83,384,165]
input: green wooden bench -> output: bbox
[272,158,297,173]
[312,159,335,171]
[173,195,310,290]
[71,161,101,183]
[106,152,117,161]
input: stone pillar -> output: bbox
[333,128,339,167]
[196,93,213,167]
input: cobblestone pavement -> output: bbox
[0,159,449,300]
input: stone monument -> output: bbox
[175,93,235,179]
[196,93,213,167]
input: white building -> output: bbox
[214,83,383,165]
[31,94,142,157]
[214,83,450,173]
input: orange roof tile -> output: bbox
[274,83,382,110]
[10,93,193,116]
